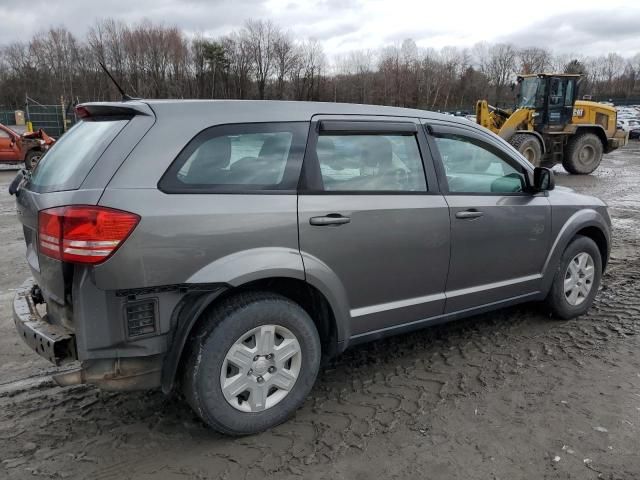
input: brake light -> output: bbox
[74,106,91,119]
[38,206,140,264]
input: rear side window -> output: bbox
[29,120,127,193]
[160,122,308,193]
[316,134,427,192]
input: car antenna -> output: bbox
[98,61,136,101]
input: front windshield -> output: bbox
[517,77,542,108]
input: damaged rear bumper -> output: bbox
[13,278,77,365]
[14,278,162,391]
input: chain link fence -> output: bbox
[24,104,73,137]
[1,100,77,137]
[0,110,15,125]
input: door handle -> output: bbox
[309,214,351,226]
[455,209,484,219]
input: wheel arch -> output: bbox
[161,275,345,393]
[514,130,546,153]
[22,146,42,162]
[572,125,608,149]
[574,225,609,272]
[540,209,610,296]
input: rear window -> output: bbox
[159,122,308,193]
[29,120,127,193]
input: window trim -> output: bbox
[158,121,308,195]
[425,122,535,196]
[319,120,418,135]
[299,118,436,195]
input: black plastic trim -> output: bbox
[319,120,417,134]
[161,287,227,393]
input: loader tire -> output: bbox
[562,133,603,174]
[509,134,542,167]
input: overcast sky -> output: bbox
[1,0,639,57]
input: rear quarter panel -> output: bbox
[94,190,302,289]
[96,105,310,289]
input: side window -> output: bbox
[433,133,527,194]
[160,122,307,192]
[316,134,427,192]
[549,78,565,106]
[0,129,10,139]
[565,80,575,107]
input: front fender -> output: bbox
[540,209,610,295]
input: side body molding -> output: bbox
[539,208,611,295]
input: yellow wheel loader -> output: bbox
[476,73,628,174]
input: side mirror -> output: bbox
[533,167,555,191]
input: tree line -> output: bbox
[1,18,639,112]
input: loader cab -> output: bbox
[516,74,580,129]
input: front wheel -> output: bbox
[510,133,543,167]
[182,292,321,435]
[24,150,42,170]
[544,235,602,319]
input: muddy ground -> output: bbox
[1,144,639,480]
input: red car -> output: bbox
[0,123,55,169]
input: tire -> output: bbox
[24,150,42,170]
[544,235,602,320]
[562,133,603,174]
[510,133,543,167]
[182,292,321,435]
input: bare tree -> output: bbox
[477,42,517,105]
[243,19,277,99]
[518,47,551,74]
[273,31,298,99]
[0,17,637,110]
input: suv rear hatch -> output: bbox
[14,102,155,328]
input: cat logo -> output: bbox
[573,108,585,117]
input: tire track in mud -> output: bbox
[2,237,639,480]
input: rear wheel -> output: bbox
[545,235,602,319]
[510,133,542,167]
[182,292,321,435]
[562,133,603,174]
[24,150,42,170]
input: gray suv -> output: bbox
[12,100,611,435]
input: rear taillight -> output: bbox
[38,206,140,264]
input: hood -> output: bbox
[548,185,607,208]
[21,129,56,146]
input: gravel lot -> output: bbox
[1,144,639,480]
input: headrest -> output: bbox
[361,136,392,168]
[193,136,231,170]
